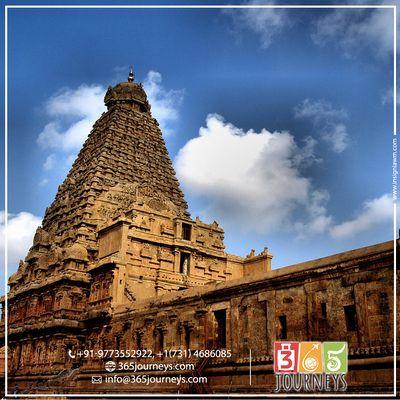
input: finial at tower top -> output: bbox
[128,66,134,82]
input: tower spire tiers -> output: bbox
[40,71,188,240]
[7,69,235,304]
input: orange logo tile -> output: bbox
[298,342,323,373]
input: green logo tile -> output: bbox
[323,342,347,374]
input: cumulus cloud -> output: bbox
[223,0,290,49]
[175,116,390,241]
[330,193,393,238]
[311,7,396,59]
[37,84,106,151]
[175,114,329,234]
[143,71,184,136]
[294,99,350,153]
[0,211,42,277]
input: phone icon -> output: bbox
[68,349,76,359]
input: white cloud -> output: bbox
[143,71,184,135]
[322,123,349,154]
[311,7,397,58]
[43,153,56,171]
[295,190,333,237]
[224,0,290,49]
[0,211,42,277]
[292,136,321,167]
[294,98,347,122]
[294,99,349,153]
[37,84,106,151]
[176,117,390,241]
[45,84,105,119]
[330,193,393,238]
[175,114,329,234]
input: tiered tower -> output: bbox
[5,69,270,379]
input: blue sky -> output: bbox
[1,1,397,289]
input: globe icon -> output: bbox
[304,356,318,371]
[105,360,116,372]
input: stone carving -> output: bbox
[141,243,152,259]
[33,227,50,246]
[246,249,255,259]
[147,198,168,212]
[125,282,136,302]
[196,232,205,244]
[63,243,88,262]
[160,223,174,236]
[104,80,151,112]
[157,247,174,262]
[106,192,136,208]
[97,205,123,221]
[138,184,155,198]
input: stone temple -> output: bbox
[0,69,396,395]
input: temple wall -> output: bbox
[107,241,394,355]
[2,240,396,394]
[64,240,395,393]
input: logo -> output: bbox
[298,342,323,374]
[105,360,116,372]
[274,341,348,392]
[274,342,299,373]
[323,342,347,374]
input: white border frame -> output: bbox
[3,3,397,399]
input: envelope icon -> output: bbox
[92,376,102,384]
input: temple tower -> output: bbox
[5,70,266,379]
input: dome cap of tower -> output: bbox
[104,66,151,112]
